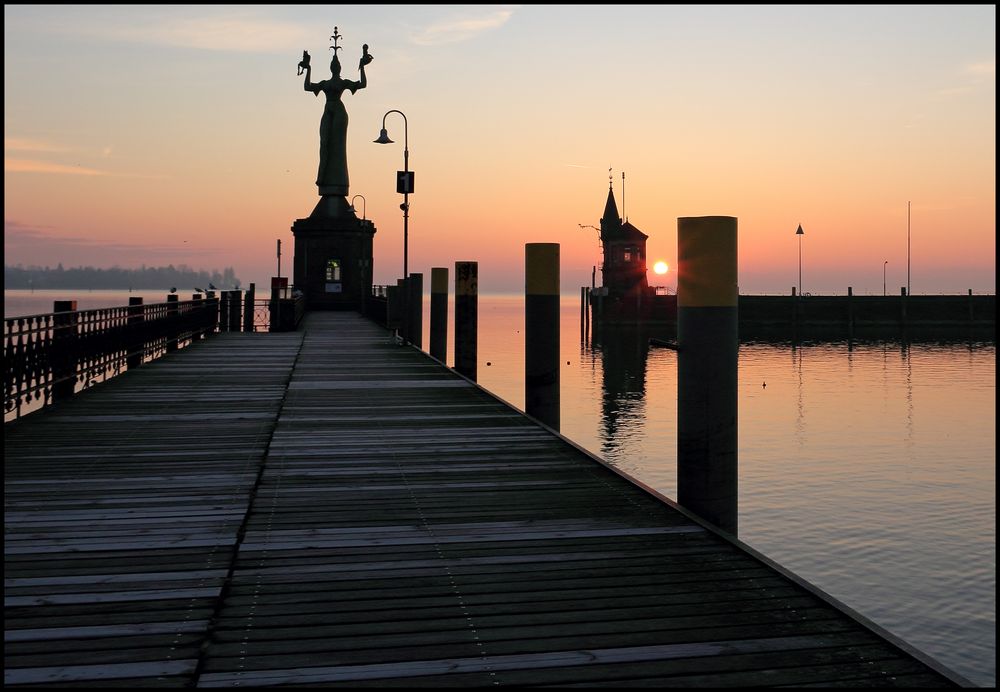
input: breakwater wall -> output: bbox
[589,290,995,339]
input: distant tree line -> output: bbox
[4,264,242,290]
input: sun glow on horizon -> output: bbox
[653,261,669,275]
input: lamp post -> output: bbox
[883,260,888,297]
[350,194,366,220]
[374,110,409,278]
[795,224,804,295]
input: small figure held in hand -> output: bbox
[297,51,311,76]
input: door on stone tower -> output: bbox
[325,259,342,293]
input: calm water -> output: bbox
[5,290,996,686]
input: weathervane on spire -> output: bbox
[330,26,343,55]
[608,166,613,188]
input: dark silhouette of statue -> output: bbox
[301,28,371,198]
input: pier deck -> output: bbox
[4,312,969,687]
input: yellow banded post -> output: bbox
[455,262,478,381]
[430,268,449,362]
[677,216,738,534]
[525,243,560,430]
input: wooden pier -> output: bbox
[5,312,972,687]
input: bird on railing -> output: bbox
[169,287,177,294]
[195,287,205,293]
[208,282,217,290]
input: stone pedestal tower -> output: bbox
[292,201,376,311]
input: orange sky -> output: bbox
[4,5,995,294]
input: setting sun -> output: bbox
[653,261,669,275]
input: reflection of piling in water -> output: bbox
[677,216,738,535]
[525,244,560,431]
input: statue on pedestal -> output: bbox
[300,27,372,214]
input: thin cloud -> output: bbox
[935,59,995,98]
[64,11,310,54]
[964,59,995,76]
[411,9,514,46]
[5,158,109,176]
[4,219,226,260]
[5,137,71,153]
[4,220,57,240]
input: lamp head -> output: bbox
[374,128,393,144]
[795,224,804,235]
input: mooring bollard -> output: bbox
[52,300,78,403]
[430,267,448,362]
[127,297,145,371]
[228,290,242,333]
[243,283,256,333]
[386,283,401,334]
[525,243,560,431]
[219,290,230,333]
[847,286,854,340]
[455,261,478,381]
[409,273,424,349]
[167,294,179,352]
[677,216,738,535]
[900,286,908,329]
[191,294,205,339]
[397,278,409,343]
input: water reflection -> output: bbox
[590,325,650,460]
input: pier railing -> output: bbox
[4,297,218,421]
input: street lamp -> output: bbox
[795,223,804,295]
[374,110,409,278]
[883,260,888,297]
[350,194,366,221]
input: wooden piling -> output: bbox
[677,216,738,535]
[218,290,230,332]
[166,294,179,353]
[430,268,448,362]
[408,273,424,349]
[525,243,560,431]
[243,283,256,333]
[901,286,908,331]
[127,297,144,370]
[455,261,478,382]
[51,300,78,403]
[385,283,401,334]
[228,290,242,333]
[191,294,204,339]
[847,286,854,340]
